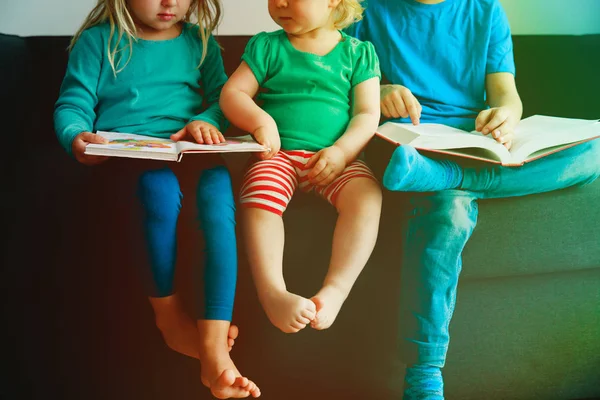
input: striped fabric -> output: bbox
[240,150,377,216]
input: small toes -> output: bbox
[301,308,316,320]
[290,321,306,330]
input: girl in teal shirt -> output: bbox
[54,0,259,398]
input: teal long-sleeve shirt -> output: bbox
[54,23,228,155]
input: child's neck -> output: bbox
[414,0,446,4]
[286,26,341,56]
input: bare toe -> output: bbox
[228,325,239,340]
[211,370,250,399]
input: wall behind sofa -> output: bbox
[1,0,599,37]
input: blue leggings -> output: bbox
[137,162,236,321]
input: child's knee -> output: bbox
[198,165,232,195]
[413,191,478,236]
[197,166,235,212]
[336,178,382,213]
[138,168,182,215]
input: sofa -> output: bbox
[2,32,599,400]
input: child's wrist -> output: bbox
[253,116,277,133]
[331,143,353,164]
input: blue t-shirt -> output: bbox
[54,23,228,155]
[346,0,515,130]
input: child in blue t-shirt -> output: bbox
[347,0,599,398]
[54,1,259,398]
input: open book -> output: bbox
[85,131,267,162]
[376,115,599,166]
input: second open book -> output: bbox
[376,115,600,166]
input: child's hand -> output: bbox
[72,131,110,166]
[475,106,518,150]
[380,84,422,125]
[170,121,225,144]
[306,145,347,186]
[253,124,280,160]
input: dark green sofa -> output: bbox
[2,32,598,400]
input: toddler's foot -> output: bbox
[382,146,463,192]
[310,285,348,330]
[208,370,260,399]
[260,290,316,333]
[150,296,238,358]
[199,322,260,399]
[403,364,444,400]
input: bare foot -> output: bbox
[259,290,317,333]
[198,320,261,399]
[149,295,238,358]
[310,285,349,330]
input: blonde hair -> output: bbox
[332,0,364,29]
[69,0,222,74]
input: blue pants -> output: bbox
[137,159,237,321]
[398,139,600,367]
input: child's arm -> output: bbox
[476,72,523,149]
[172,35,228,145]
[476,2,521,150]
[219,61,280,159]
[54,29,108,164]
[306,76,381,186]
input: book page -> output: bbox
[377,122,512,163]
[510,116,600,163]
[175,135,267,154]
[86,131,178,158]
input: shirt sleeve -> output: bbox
[351,39,381,87]
[54,28,102,156]
[487,1,516,75]
[240,32,271,85]
[189,34,229,132]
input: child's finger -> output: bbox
[391,98,407,119]
[209,129,221,144]
[481,111,507,135]
[82,132,109,144]
[400,90,420,125]
[170,127,187,142]
[307,158,327,179]
[305,151,321,170]
[256,138,270,159]
[318,171,338,186]
[380,101,393,118]
[497,129,514,144]
[475,109,492,132]
[198,126,212,144]
[311,166,333,185]
[388,92,405,118]
[260,147,275,160]
[266,144,279,159]
[189,126,204,143]
[217,131,226,143]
